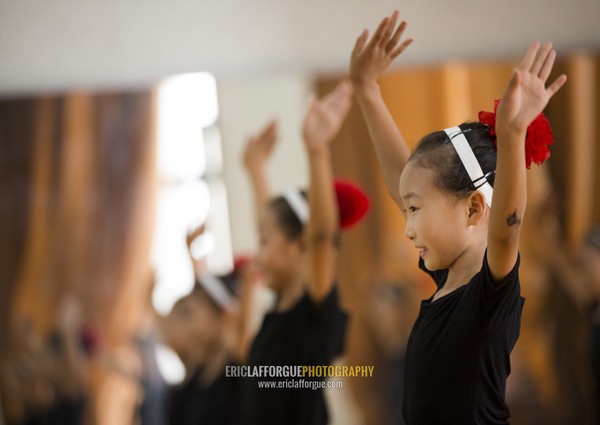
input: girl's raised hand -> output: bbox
[242,120,278,172]
[302,81,353,153]
[350,10,413,89]
[496,42,567,136]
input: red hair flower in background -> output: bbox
[334,180,370,229]
[478,99,554,169]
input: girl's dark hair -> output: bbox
[268,190,308,241]
[409,122,497,199]
[191,284,222,312]
[268,190,341,248]
[192,273,238,312]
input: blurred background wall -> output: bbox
[0,91,157,424]
[1,0,600,424]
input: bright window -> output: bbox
[151,72,232,383]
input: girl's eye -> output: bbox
[408,206,418,213]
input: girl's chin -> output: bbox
[424,259,449,272]
[265,273,295,293]
[423,256,442,271]
[265,278,280,291]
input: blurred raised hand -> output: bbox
[302,81,353,153]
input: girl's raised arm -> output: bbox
[242,120,279,226]
[302,82,353,302]
[488,42,567,282]
[350,10,413,206]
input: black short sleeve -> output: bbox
[242,284,349,425]
[296,285,349,363]
[467,251,525,330]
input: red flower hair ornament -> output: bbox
[283,180,370,230]
[334,180,370,229]
[478,99,554,169]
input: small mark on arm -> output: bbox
[506,209,522,227]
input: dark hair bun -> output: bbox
[334,180,370,229]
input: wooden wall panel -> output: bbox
[564,55,596,252]
[11,97,63,334]
[2,90,156,425]
[596,57,600,224]
[0,98,37,360]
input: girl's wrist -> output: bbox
[496,124,526,146]
[306,143,331,158]
[351,78,380,97]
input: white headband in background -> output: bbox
[197,274,236,310]
[282,190,309,224]
[444,127,494,208]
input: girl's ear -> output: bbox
[467,191,487,224]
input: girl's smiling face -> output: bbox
[399,160,474,271]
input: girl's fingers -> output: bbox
[546,74,567,98]
[538,49,556,83]
[368,17,390,48]
[352,30,368,57]
[391,38,413,59]
[322,83,347,110]
[323,91,340,111]
[531,42,553,76]
[356,13,410,58]
[380,11,399,47]
[388,20,408,52]
[519,41,541,71]
[323,83,352,119]
[265,129,277,148]
[505,68,522,98]
[262,121,277,139]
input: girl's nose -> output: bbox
[405,220,416,240]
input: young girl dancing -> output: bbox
[161,226,244,425]
[350,11,567,425]
[239,82,369,425]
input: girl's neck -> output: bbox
[445,239,487,289]
[275,276,305,312]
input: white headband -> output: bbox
[282,190,309,224]
[444,127,494,208]
[198,274,236,310]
